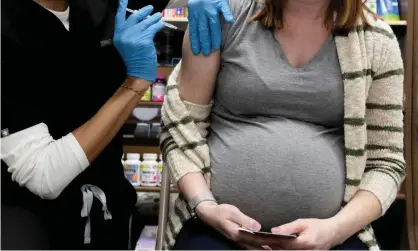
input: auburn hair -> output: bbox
[250,0,375,31]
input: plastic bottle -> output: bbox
[124,153,141,186]
[151,74,166,102]
[140,153,158,187]
[176,7,184,17]
[157,154,163,187]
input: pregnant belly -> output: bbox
[208,116,346,230]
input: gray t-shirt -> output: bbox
[209,0,346,230]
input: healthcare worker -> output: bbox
[1,0,231,249]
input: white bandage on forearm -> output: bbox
[1,123,89,199]
[166,0,189,9]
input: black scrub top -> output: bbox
[1,0,169,249]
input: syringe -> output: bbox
[126,8,179,30]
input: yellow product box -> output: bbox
[141,87,151,101]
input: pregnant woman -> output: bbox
[160,0,405,249]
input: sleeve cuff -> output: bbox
[165,148,202,181]
[183,100,213,120]
[358,170,399,215]
[66,133,90,171]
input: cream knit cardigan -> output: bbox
[160,12,405,250]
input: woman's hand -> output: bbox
[195,201,270,249]
[187,0,233,56]
[269,218,342,250]
[113,0,165,82]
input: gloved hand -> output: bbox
[113,0,165,82]
[188,0,233,56]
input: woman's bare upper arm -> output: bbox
[178,28,220,105]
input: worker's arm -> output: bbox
[72,78,149,162]
[1,2,164,200]
[1,77,147,199]
[76,3,165,161]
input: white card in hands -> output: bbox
[237,227,297,239]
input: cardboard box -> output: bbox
[135,226,158,251]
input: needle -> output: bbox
[126,8,179,30]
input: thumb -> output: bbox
[228,208,261,232]
[218,1,234,24]
[272,220,306,235]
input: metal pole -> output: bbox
[156,165,171,250]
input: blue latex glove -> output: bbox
[113,0,165,82]
[188,0,233,56]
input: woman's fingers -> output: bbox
[221,219,265,247]
[272,219,306,235]
[220,207,273,248]
[226,206,261,232]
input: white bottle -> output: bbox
[124,153,141,186]
[140,153,158,187]
[157,154,163,187]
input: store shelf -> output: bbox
[386,20,407,26]
[137,101,163,107]
[124,145,160,155]
[122,136,159,146]
[163,17,188,22]
[135,186,179,193]
[158,66,175,76]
